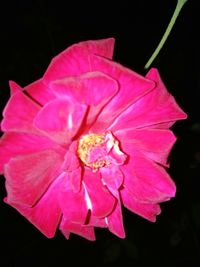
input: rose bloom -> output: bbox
[0,38,187,240]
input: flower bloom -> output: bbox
[0,38,187,240]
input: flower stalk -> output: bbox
[144,0,188,69]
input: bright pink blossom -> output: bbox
[0,38,187,240]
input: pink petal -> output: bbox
[62,141,80,171]
[121,150,176,203]
[100,166,124,191]
[43,38,115,84]
[68,167,82,193]
[62,141,82,192]
[120,187,161,222]
[5,174,64,238]
[24,79,56,106]
[88,215,107,228]
[8,79,55,106]
[116,128,177,166]
[51,72,118,106]
[9,80,22,95]
[60,217,96,241]
[59,173,88,224]
[61,142,82,192]
[145,68,188,125]
[1,91,41,134]
[89,55,155,132]
[0,132,63,174]
[83,169,116,218]
[34,98,87,144]
[51,71,118,126]
[5,149,64,206]
[109,68,187,132]
[106,194,125,238]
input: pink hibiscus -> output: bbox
[0,38,187,240]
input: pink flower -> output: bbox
[0,38,187,240]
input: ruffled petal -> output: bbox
[34,98,87,144]
[5,149,64,206]
[43,38,115,84]
[83,169,116,218]
[89,55,155,132]
[5,174,63,238]
[110,68,187,131]
[121,150,176,203]
[60,217,96,241]
[59,173,88,224]
[120,187,161,222]
[1,91,41,134]
[51,71,118,126]
[0,132,63,174]
[116,128,177,166]
[100,166,123,191]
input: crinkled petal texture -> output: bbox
[0,38,187,241]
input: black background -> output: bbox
[0,1,199,266]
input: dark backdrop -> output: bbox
[0,1,199,266]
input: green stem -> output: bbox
[144,0,188,69]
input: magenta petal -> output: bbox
[5,175,63,238]
[59,173,88,224]
[62,141,80,171]
[5,149,64,206]
[51,72,118,125]
[24,79,56,106]
[51,72,118,106]
[100,166,123,191]
[9,80,22,95]
[121,150,176,203]
[69,167,82,193]
[1,91,41,134]
[116,128,177,166]
[121,187,161,222]
[62,141,81,193]
[83,169,116,218]
[110,68,187,131]
[9,79,55,106]
[88,215,107,228]
[43,38,115,84]
[0,132,63,174]
[34,98,87,144]
[60,217,96,241]
[145,68,187,126]
[90,55,155,131]
[106,194,125,238]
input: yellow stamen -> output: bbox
[77,133,109,171]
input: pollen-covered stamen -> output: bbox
[77,133,109,170]
[77,132,127,171]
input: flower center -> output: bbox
[77,133,109,171]
[77,132,127,171]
